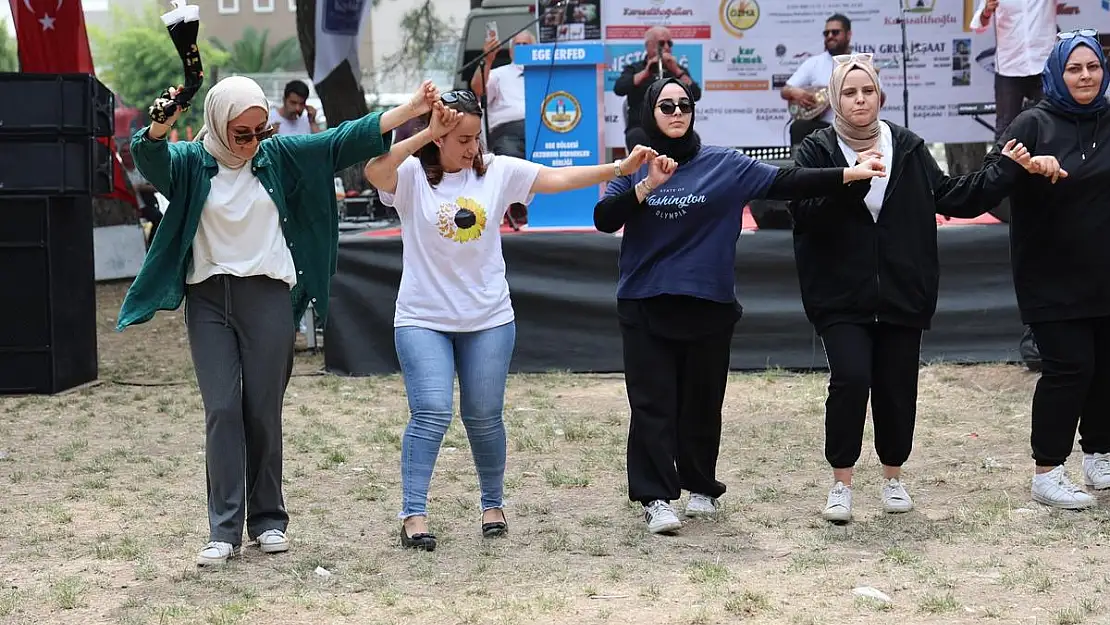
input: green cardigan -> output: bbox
[116,113,392,331]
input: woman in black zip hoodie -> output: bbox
[788,53,1034,523]
[985,31,1110,510]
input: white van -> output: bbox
[454,0,536,90]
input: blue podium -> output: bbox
[515,43,606,228]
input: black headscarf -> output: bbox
[639,78,701,164]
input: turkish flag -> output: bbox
[8,0,136,207]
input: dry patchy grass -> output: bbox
[1,283,1109,625]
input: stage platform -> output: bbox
[323,220,1024,376]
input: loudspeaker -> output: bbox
[0,196,98,394]
[0,73,114,137]
[0,136,112,195]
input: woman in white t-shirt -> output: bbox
[365,90,655,551]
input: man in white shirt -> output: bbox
[782,14,853,146]
[268,80,320,136]
[470,30,533,159]
[969,0,1056,140]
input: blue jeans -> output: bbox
[395,321,516,519]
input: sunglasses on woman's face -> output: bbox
[1058,28,1099,40]
[232,127,275,145]
[657,98,693,116]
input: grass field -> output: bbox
[1,282,1108,625]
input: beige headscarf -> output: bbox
[829,53,882,153]
[194,76,270,169]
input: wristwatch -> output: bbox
[613,159,625,177]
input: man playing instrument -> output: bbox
[781,14,853,147]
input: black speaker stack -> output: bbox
[0,73,115,394]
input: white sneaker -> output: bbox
[196,541,239,566]
[684,493,719,518]
[1032,466,1094,509]
[881,478,914,513]
[257,529,290,554]
[644,500,682,534]
[1083,453,1110,490]
[822,481,852,522]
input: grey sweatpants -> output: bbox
[185,274,294,545]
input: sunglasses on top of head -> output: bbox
[1058,28,1099,40]
[232,127,276,145]
[441,90,479,105]
[657,98,693,116]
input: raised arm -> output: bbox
[786,136,874,230]
[929,139,1028,218]
[364,100,462,194]
[277,80,438,173]
[530,145,656,195]
[131,87,191,197]
[593,153,677,233]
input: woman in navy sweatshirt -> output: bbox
[986,31,1110,510]
[593,77,889,535]
[789,53,1034,524]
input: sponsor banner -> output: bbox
[595,0,1110,147]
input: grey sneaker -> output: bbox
[822,481,852,522]
[196,541,239,567]
[644,500,682,534]
[684,493,719,518]
[1032,466,1094,510]
[881,478,914,513]
[1083,453,1110,490]
[257,529,290,554]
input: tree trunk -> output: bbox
[296,0,372,193]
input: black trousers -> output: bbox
[622,322,732,504]
[1029,317,1110,466]
[186,275,294,545]
[820,322,922,469]
[994,73,1043,141]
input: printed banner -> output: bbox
[538,0,603,43]
[597,0,1110,148]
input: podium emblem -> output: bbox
[541,91,582,133]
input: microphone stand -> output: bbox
[458,0,572,146]
[457,0,570,230]
[897,0,910,127]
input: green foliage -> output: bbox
[89,5,228,131]
[210,27,302,73]
[0,19,18,72]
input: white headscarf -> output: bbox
[194,76,270,169]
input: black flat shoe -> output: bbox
[482,510,508,538]
[400,524,436,551]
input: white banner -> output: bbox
[600,0,1110,148]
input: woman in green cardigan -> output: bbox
[118,75,436,566]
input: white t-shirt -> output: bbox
[786,52,836,124]
[187,164,298,287]
[268,107,313,136]
[486,64,526,131]
[378,154,542,332]
[836,121,894,223]
[969,0,1056,78]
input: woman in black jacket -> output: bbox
[593,78,888,535]
[788,53,1034,523]
[988,31,1110,510]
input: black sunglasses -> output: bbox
[659,39,673,47]
[441,90,479,105]
[823,28,843,37]
[232,126,275,145]
[1058,28,1099,40]
[657,98,692,116]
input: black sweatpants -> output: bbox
[1028,316,1110,466]
[622,322,732,504]
[820,322,923,469]
[185,275,294,545]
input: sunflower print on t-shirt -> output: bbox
[436,196,488,243]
